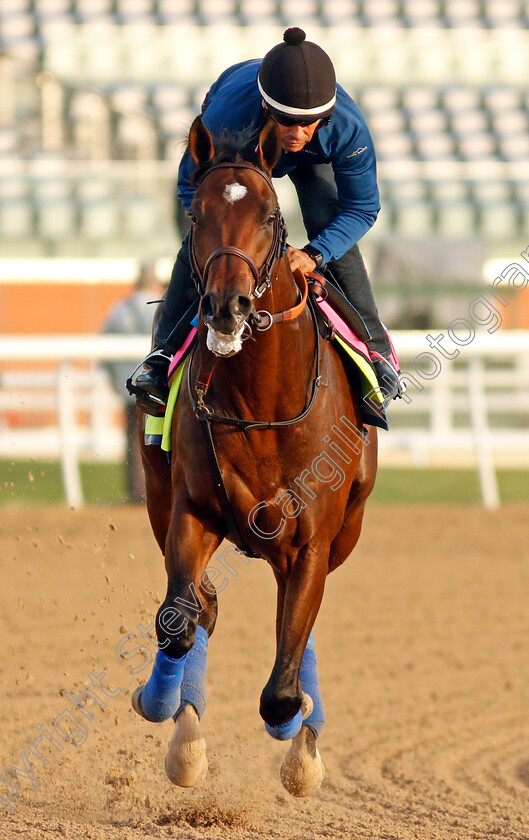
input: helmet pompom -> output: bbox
[283,27,306,46]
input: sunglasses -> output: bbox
[267,109,321,128]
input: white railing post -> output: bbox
[431,365,451,465]
[56,360,84,509]
[468,356,500,510]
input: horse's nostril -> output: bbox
[231,294,252,318]
[201,293,215,321]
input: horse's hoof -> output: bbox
[280,725,325,798]
[131,686,148,720]
[165,704,208,787]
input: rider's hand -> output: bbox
[286,246,317,275]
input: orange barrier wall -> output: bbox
[0,282,135,334]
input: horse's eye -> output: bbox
[188,214,198,227]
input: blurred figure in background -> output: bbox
[102,261,165,503]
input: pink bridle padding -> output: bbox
[168,327,197,378]
[317,298,400,370]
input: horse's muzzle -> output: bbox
[201,290,255,355]
[201,290,253,326]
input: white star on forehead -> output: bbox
[223,183,247,203]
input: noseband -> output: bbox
[189,161,285,302]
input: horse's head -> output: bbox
[187,116,284,357]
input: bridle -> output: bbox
[188,161,307,331]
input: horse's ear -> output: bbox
[256,118,282,173]
[189,116,215,165]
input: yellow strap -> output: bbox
[142,363,186,451]
[334,335,384,404]
[145,414,164,437]
[161,363,186,452]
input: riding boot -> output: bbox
[130,348,172,416]
[130,236,199,414]
[323,247,404,402]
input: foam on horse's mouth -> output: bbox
[206,323,245,356]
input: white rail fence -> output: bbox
[0,335,149,509]
[383,331,529,509]
[0,332,528,509]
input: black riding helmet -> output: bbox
[258,27,336,126]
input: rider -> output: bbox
[132,27,403,414]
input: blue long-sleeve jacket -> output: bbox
[177,59,380,265]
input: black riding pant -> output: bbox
[154,230,197,349]
[155,163,390,356]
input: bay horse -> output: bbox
[133,115,377,797]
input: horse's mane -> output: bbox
[191,127,264,186]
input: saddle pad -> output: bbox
[316,297,400,373]
[314,297,389,429]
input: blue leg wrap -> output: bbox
[265,709,303,742]
[264,632,325,741]
[140,649,188,723]
[174,625,208,721]
[299,631,326,738]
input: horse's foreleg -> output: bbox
[132,499,222,724]
[272,567,286,647]
[264,550,327,796]
[132,500,222,787]
[260,546,326,736]
[165,572,218,786]
[271,570,325,738]
[276,428,377,796]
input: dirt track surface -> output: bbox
[1,503,529,840]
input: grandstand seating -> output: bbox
[0,2,528,252]
[3,0,529,31]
